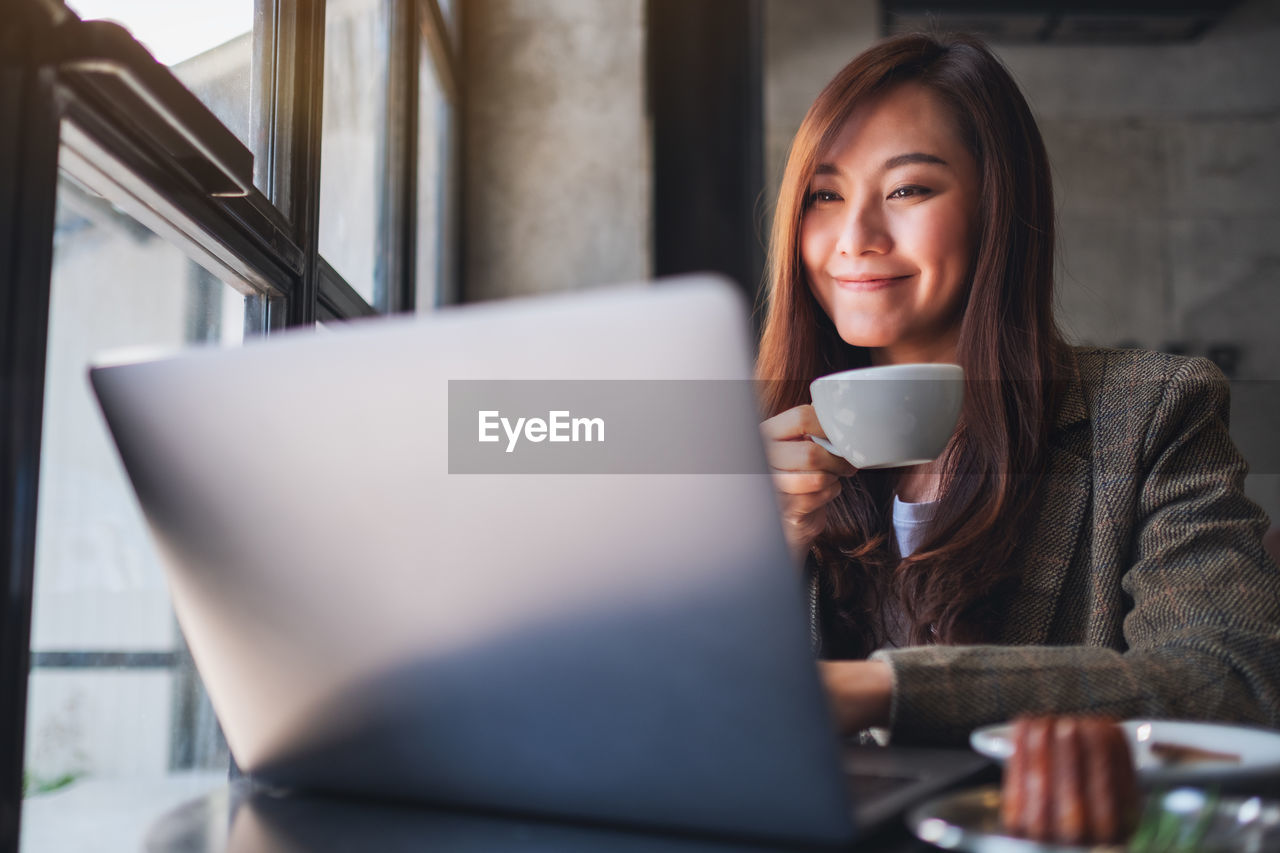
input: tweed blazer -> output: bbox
[814,347,1280,746]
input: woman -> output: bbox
[756,33,1280,745]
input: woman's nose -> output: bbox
[835,202,892,256]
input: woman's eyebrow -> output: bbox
[883,152,948,170]
[812,153,948,178]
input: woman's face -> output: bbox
[800,82,980,365]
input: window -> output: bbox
[23,145,254,850]
[2,2,461,850]
[319,0,390,306]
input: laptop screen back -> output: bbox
[89,277,857,844]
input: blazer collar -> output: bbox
[1053,348,1090,434]
[1001,351,1092,644]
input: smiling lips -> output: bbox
[832,274,913,292]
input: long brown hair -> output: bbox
[755,33,1069,650]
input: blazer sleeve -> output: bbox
[869,357,1280,746]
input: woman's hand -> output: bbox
[759,404,857,557]
[818,660,893,733]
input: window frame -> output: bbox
[0,0,462,846]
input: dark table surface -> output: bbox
[142,767,1280,852]
[143,780,952,853]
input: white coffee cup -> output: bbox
[808,363,964,469]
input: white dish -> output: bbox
[970,719,1280,786]
[907,785,1123,852]
[908,785,1280,853]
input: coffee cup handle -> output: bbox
[806,434,838,455]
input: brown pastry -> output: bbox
[1084,718,1138,843]
[1000,715,1138,845]
[999,717,1030,832]
[1052,716,1087,844]
[1021,717,1054,842]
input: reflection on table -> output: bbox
[143,781,938,852]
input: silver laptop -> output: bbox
[90,275,987,846]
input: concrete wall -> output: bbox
[462,0,651,301]
[997,1,1280,376]
[763,0,882,207]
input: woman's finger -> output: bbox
[764,435,857,475]
[759,404,825,442]
[780,480,842,514]
[770,469,839,496]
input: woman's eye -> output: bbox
[888,185,931,200]
[807,189,841,205]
